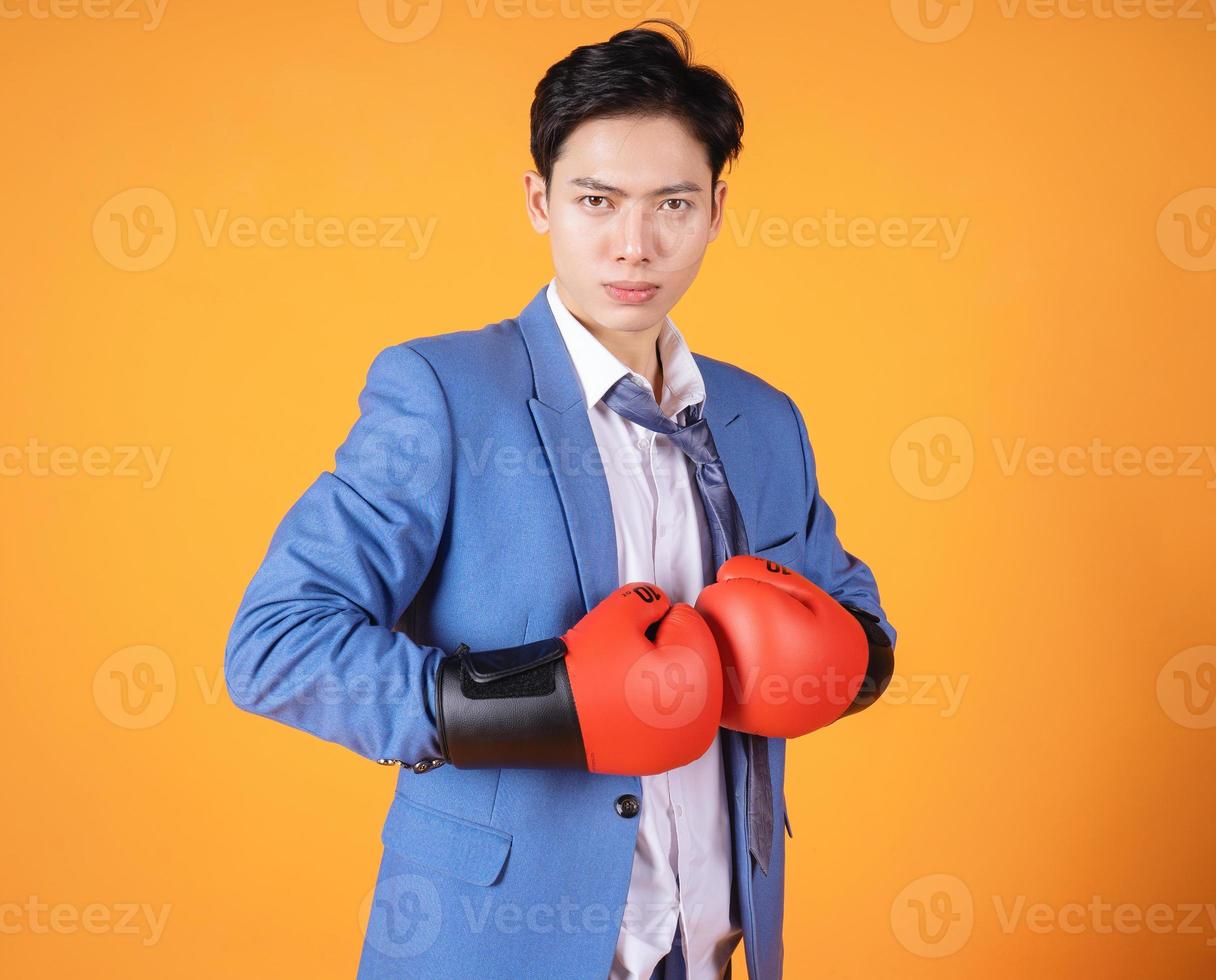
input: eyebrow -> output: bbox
[568,177,703,197]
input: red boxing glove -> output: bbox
[694,556,869,737]
[565,584,724,774]
[439,582,723,776]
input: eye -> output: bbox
[581,195,610,208]
[662,199,692,212]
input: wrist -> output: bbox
[436,636,587,769]
[839,604,895,717]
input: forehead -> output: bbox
[554,114,710,184]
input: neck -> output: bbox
[557,281,664,399]
[589,323,663,398]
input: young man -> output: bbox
[226,20,896,980]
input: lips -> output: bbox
[604,282,659,304]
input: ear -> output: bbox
[523,171,551,234]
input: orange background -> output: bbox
[2,1,1214,977]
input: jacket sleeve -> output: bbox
[224,343,453,764]
[784,392,898,652]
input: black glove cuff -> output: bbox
[436,637,588,769]
[839,604,895,717]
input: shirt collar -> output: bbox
[546,277,707,421]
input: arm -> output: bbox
[785,393,897,716]
[224,343,452,766]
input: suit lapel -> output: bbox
[695,355,759,552]
[517,286,620,614]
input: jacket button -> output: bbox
[614,794,640,818]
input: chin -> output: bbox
[599,307,660,332]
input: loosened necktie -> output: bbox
[601,373,775,874]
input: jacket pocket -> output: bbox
[753,530,803,572]
[381,793,512,887]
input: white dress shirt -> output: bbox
[546,279,742,980]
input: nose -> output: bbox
[614,202,654,265]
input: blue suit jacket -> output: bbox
[225,283,896,979]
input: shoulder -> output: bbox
[365,316,531,393]
[693,351,802,429]
[404,317,527,370]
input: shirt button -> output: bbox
[675,804,684,817]
[637,436,649,449]
[614,794,641,818]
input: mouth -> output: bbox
[604,282,660,304]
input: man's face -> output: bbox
[524,113,727,337]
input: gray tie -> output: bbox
[601,373,775,874]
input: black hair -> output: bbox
[530,19,745,194]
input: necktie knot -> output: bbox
[602,375,716,463]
